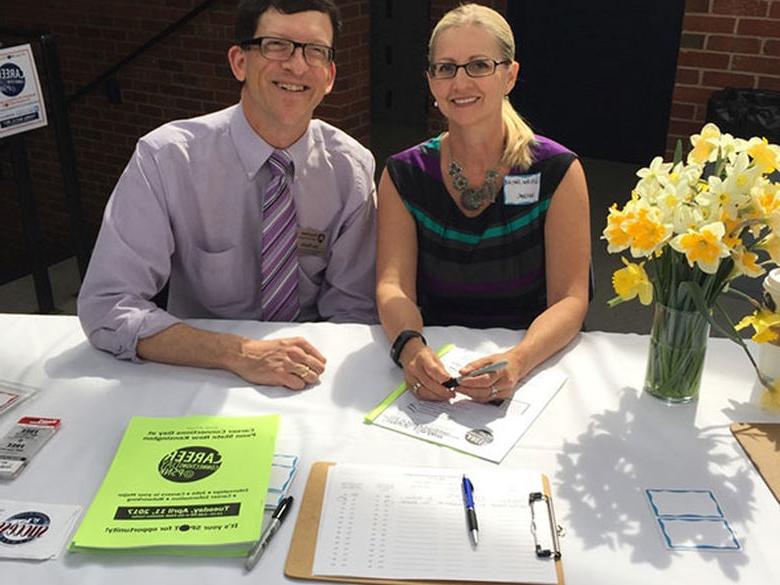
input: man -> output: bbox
[77,0,377,389]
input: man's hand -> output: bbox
[137,323,326,389]
[227,337,326,389]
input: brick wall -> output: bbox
[669,0,780,153]
[0,0,369,283]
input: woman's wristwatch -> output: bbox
[390,330,427,367]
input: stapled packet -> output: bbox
[0,417,61,479]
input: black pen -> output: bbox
[444,360,508,388]
[461,474,479,546]
[245,495,294,571]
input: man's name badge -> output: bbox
[504,172,541,205]
[297,228,328,257]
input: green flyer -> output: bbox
[70,415,279,556]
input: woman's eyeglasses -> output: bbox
[240,36,335,66]
[428,59,510,80]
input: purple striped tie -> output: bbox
[260,150,300,321]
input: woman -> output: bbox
[376,4,590,403]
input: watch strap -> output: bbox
[390,330,426,367]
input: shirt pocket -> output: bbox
[299,254,328,288]
[190,245,247,310]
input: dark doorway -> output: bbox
[370,0,430,127]
[507,1,685,164]
[369,1,431,174]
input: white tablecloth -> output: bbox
[0,314,778,584]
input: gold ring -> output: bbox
[489,385,498,399]
[293,365,311,379]
[410,381,422,395]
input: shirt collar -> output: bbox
[229,103,316,181]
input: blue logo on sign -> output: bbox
[0,511,51,544]
[0,63,26,97]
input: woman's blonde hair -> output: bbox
[429,3,535,170]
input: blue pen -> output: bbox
[461,474,479,546]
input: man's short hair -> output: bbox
[235,0,343,46]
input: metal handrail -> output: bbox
[65,0,217,105]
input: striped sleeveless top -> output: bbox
[386,135,576,329]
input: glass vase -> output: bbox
[643,303,711,404]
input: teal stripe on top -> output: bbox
[403,198,552,244]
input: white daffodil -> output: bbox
[688,123,722,164]
[670,222,731,274]
[633,179,662,206]
[732,246,765,278]
[636,156,673,185]
[721,152,763,198]
[670,203,705,235]
[696,175,748,221]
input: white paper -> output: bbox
[312,464,558,584]
[265,453,298,509]
[0,44,48,139]
[0,500,81,560]
[373,348,567,462]
[0,382,37,417]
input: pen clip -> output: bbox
[273,495,294,521]
[462,475,475,505]
[529,491,563,559]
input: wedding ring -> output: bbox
[410,382,422,396]
[489,385,498,399]
[293,365,311,379]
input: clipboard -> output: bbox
[730,422,780,503]
[284,462,565,585]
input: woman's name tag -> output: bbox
[504,173,541,205]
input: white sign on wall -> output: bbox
[0,43,48,139]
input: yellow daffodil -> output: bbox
[747,137,780,174]
[732,247,765,278]
[751,180,780,217]
[688,123,721,164]
[611,258,653,305]
[719,214,743,250]
[759,233,780,264]
[602,204,633,253]
[769,211,780,233]
[669,222,730,274]
[623,206,673,257]
[735,309,780,343]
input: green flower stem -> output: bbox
[713,301,776,391]
[644,304,710,403]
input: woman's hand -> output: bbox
[402,345,455,401]
[456,350,528,403]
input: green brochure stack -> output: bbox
[70,415,279,556]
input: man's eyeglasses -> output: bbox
[428,59,510,80]
[240,36,335,66]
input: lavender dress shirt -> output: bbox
[78,103,377,361]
